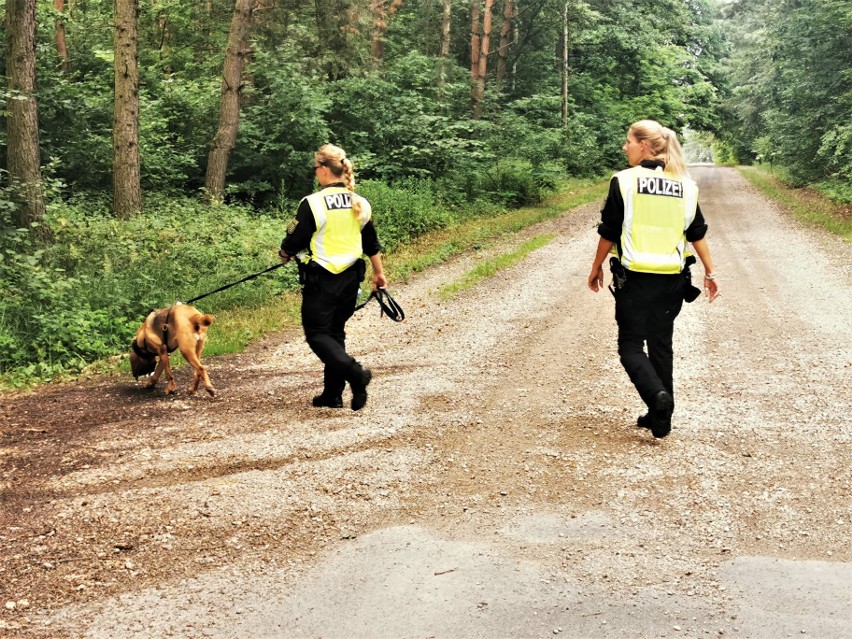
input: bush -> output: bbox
[0,197,294,381]
[358,178,452,251]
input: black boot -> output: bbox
[350,366,372,411]
[312,393,343,408]
[651,390,674,438]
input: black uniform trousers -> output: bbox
[614,271,684,409]
[301,263,363,397]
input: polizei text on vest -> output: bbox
[637,176,684,198]
[323,192,353,210]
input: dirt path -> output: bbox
[2,167,850,638]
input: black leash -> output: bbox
[355,288,405,322]
[184,263,286,305]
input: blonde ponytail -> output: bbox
[629,120,689,178]
[315,144,366,222]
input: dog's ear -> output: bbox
[130,353,156,379]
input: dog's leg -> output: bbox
[143,357,165,390]
[181,341,215,397]
[158,349,177,395]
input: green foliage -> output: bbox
[0,196,294,380]
[357,178,453,251]
[2,0,730,202]
[226,45,332,205]
[719,0,852,186]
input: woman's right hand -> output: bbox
[588,265,605,292]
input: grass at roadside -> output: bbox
[737,165,852,241]
[439,233,557,299]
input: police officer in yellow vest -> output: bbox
[280,144,387,411]
[588,120,719,438]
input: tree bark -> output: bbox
[204,0,257,204]
[438,0,452,89]
[370,0,386,61]
[6,0,49,240]
[472,0,494,119]
[561,0,569,128]
[469,0,481,84]
[113,0,142,218]
[440,0,452,58]
[54,0,70,72]
[495,0,513,91]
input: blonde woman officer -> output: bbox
[280,144,387,411]
[588,120,719,438]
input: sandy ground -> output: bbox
[1,166,850,639]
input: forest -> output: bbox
[0,0,850,383]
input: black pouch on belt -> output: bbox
[298,260,321,286]
[354,257,366,282]
[682,255,702,303]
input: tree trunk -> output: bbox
[495,0,513,91]
[561,0,569,128]
[370,0,404,63]
[113,0,142,218]
[370,0,386,61]
[511,17,518,92]
[438,0,452,89]
[204,0,257,204]
[472,0,494,119]
[440,0,452,58]
[54,0,70,72]
[469,0,481,84]
[6,0,49,241]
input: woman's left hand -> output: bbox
[704,277,719,302]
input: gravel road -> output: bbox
[1,166,850,638]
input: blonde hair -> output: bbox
[315,144,366,222]
[629,120,689,178]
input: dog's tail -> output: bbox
[191,314,215,331]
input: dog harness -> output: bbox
[131,306,180,358]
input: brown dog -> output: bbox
[129,303,215,396]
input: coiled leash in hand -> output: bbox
[355,288,405,322]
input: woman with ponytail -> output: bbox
[587,120,719,439]
[279,144,387,411]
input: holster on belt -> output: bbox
[608,256,627,296]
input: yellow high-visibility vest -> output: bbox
[299,186,372,274]
[616,165,698,274]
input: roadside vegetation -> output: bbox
[737,166,852,242]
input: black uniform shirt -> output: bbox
[597,160,708,248]
[280,182,383,258]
